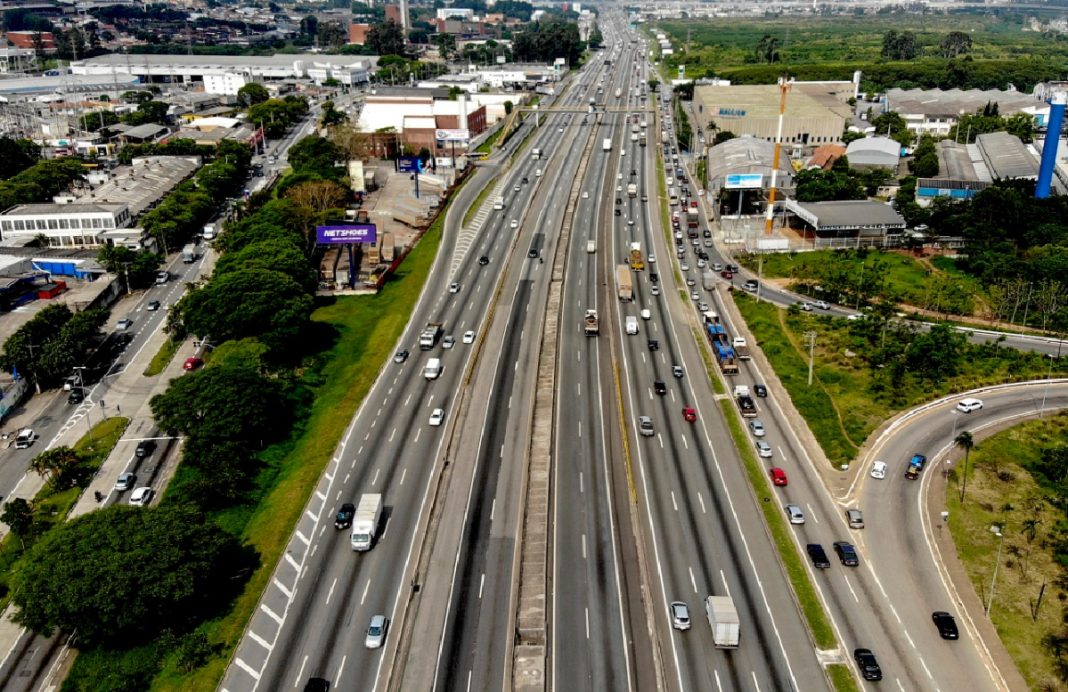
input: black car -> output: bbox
[528,247,539,258]
[807,543,831,569]
[615,198,622,205]
[754,384,768,398]
[614,208,621,216]
[135,440,156,458]
[67,387,85,405]
[649,273,659,283]
[478,256,489,266]
[932,611,959,640]
[703,229,712,238]
[393,350,409,364]
[697,251,709,261]
[146,300,161,311]
[521,177,529,184]
[853,648,882,681]
[335,502,355,530]
[834,541,859,567]
[654,380,666,395]
[305,679,330,692]
[648,339,659,351]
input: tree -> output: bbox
[123,100,168,126]
[317,20,347,50]
[713,131,736,145]
[300,15,319,37]
[368,19,406,57]
[176,269,314,354]
[214,239,318,294]
[648,78,660,92]
[97,245,163,290]
[287,135,342,175]
[150,365,289,445]
[28,447,83,491]
[909,134,939,177]
[503,100,514,115]
[881,30,920,61]
[1,498,34,548]
[285,180,349,213]
[236,83,269,108]
[432,32,456,60]
[956,431,975,504]
[0,137,39,178]
[11,505,249,647]
[329,124,373,161]
[939,31,973,59]
[320,101,347,127]
[754,34,781,64]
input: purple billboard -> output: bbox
[316,224,378,245]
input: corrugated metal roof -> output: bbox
[976,131,1038,180]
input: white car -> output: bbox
[870,460,887,480]
[365,615,388,649]
[14,428,36,449]
[649,254,656,263]
[129,487,154,506]
[956,398,983,413]
[582,191,589,199]
[429,408,445,426]
[680,262,690,272]
[463,330,476,344]
[640,309,651,320]
[449,282,461,294]
[442,336,455,349]
[510,219,519,229]
[814,300,831,310]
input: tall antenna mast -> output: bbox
[764,76,792,235]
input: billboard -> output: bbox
[397,155,421,173]
[725,174,763,190]
[316,224,378,244]
[435,129,470,144]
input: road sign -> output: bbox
[397,156,421,173]
[725,174,763,189]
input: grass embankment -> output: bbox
[734,293,1068,467]
[138,197,448,691]
[0,416,128,608]
[946,413,1068,691]
[475,124,505,154]
[144,337,181,377]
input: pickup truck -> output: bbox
[905,453,927,480]
[732,337,751,360]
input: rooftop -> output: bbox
[976,131,1038,180]
[706,135,795,187]
[789,199,906,232]
[696,84,852,121]
[72,52,377,70]
[886,87,1043,118]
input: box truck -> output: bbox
[350,494,383,551]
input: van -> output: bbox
[640,309,651,320]
[424,357,442,380]
[493,196,505,210]
[847,508,864,529]
[535,168,543,177]
[625,316,639,334]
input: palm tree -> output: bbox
[956,431,975,504]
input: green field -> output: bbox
[733,293,1068,466]
[946,413,1068,691]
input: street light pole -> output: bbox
[986,527,1005,618]
[1041,353,1056,417]
[805,331,817,386]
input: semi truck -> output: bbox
[629,242,644,271]
[627,183,637,198]
[584,309,600,336]
[732,336,751,360]
[182,244,198,263]
[616,264,633,301]
[419,322,443,349]
[350,493,383,551]
[602,138,612,152]
[705,596,740,648]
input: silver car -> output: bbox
[756,440,773,458]
[669,601,691,630]
[638,416,654,437]
[365,614,388,649]
[749,420,766,437]
[785,504,805,525]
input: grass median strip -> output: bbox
[827,663,861,692]
[144,337,180,377]
[717,398,838,650]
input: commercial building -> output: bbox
[356,90,487,159]
[784,199,906,243]
[884,87,1049,137]
[694,83,853,147]
[915,133,1054,204]
[0,156,199,248]
[0,47,36,74]
[69,53,377,95]
[170,117,262,148]
[844,136,900,170]
[976,131,1039,181]
[705,136,795,217]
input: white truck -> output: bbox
[732,336,751,360]
[181,244,198,263]
[493,196,505,210]
[627,183,637,198]
[625,315,639,335]
[424,357,442,380]
[602,138,612,152]
[586,239,596,253]
[705,595,740,648]
[584,309,599,336]
[419,322,443,350]
[350,494,383,551]
[202,222,217,241]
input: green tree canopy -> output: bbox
[287,134,342,176]
[368,19,406,56]
[214,238,317,293]
[881,30,920,61]
[150,364,289,444]
[236,82,269,108]
[12,505,250,647]
[0,137,39,178]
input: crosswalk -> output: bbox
[450,179,508,279]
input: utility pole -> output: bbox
[805,330,817,385]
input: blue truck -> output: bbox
[905,453,927,480]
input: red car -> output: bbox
[183,357,204,371]
[682,407,697,422]
[769,467,788,487]
[721,270,733,279]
